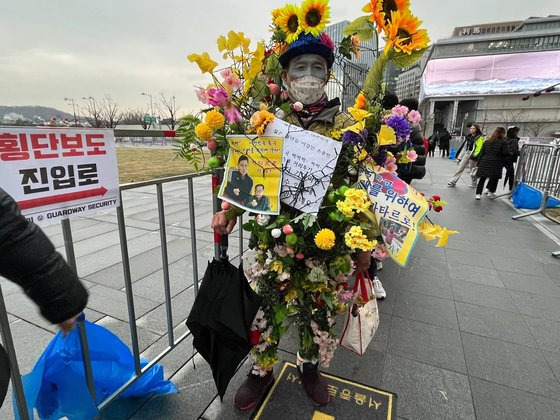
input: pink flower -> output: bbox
[207,87,229,107]
[268,83,281,96]
[406,149,418,162]
[384,156,398,173]
[195,87,209,105]
[293,102,303,112]
[372,244,388,260]
[282,225,293,235]
[224,105,243,124]
[295,252,305,260]
[407,110,422,126]
[319,33,335,51]
[224,76,242,91]
[392,105,409,117]
[220,68,234,79]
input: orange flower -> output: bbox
[383,9,430,54]
[353,92,368,109]
[362,0,410,33]
[250,104,275,135]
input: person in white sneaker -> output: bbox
[448,124,484,188]
[368,257,386,299]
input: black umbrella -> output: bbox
[186,236,262,400]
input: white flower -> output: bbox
[256,214,271,226]
[271,228,282,238]
[275,109,285,119]
[347,165,357,176]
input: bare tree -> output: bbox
[157,93,180,130]
[100,95,121,128]
[526,121,549,137]
[501,110,526,127]
[122,107,150,129]
[82,99,103,128]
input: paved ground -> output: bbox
[1,156,560,419]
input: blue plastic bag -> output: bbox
[512,183,560,209]
[15,319,177,419]
[449,148,457,159]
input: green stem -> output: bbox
[362,51,391,102]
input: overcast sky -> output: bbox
[1,0,557,115]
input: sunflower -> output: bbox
[298,0,330,37]
[362,0,410,33]
[275,4,302,43]
[383,9,429,54]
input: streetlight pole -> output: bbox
[141,92,154,129]
[64,97,77,125]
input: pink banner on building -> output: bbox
[421,50,560,99]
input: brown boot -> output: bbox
[233,370,274,411]
[298,362,330,406]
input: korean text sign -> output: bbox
[219,135,283,215]
[264,119,342,214]
[0,128,120,226]
[359,164,429,267]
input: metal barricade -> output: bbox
[511,143,560,257]
[0,129,246,417]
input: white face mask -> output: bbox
[288,76,326,105]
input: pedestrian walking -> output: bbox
[427,130,438,157]
[438,127,451,158]
[475,127,511,200]
[448,123,484,187]
[503,126,520,191]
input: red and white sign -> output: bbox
[0,128,120,226]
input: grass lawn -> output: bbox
[117,147,206,183]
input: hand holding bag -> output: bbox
[339,272,380,356]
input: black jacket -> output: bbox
[0,188,88,324]
[224,169,253,205]
[397,125,426,183]
[505,135,520,163]
[438,131,451,148]
[476,138,510,179]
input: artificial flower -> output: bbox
[194,123,212,141]
[299,0,331,37]
[353,92,367,110]
[249,104,275,135]
[271,228,282,239]
[362,0,410,33]
[342,129,367,145]
[187,52,218,74]
[406,149,418,162]
[407,109,422,125]
[347,107,371,122]
[224,105,243,124]
[275,4,302,43]
[282,225,294,235]
[383,10,430,54]
[377,125,397,145]
[217,30,251,54]
[351,34,362,59]
[205,109,225,131]
[391,104,409,116]
[293,101,304,112]
[344,226,377,252]
[319,32,335,50]
[207,87,230,107]
[336,200,355,218]
[329,129,342,139]
[342,119,366,135]
[384,154,398,173]
[314,228,336,250]
[385,115,411,141]
[195,87,209,104]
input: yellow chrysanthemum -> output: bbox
[205,110,225,131]
[354,92,367,110]
[194,123,212,141]
[276,4,302,43]
[249,104,275,135]
[187,52,218,74]
[383,10,430,54]
[336,200,355,218]
[299,0,331,37]
[362,0,410,33]
[344,226,377,252]
[314,229,336,250]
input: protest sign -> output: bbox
[264,118,342,214]
[218,135,283,215]
[359,164,429,267]
[0,128,120,226]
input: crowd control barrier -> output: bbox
[0,129,245,418]
[509,142,560,258]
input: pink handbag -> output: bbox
[339,272,380,356]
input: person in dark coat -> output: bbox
[427,131,438,157]
[475,127,511,199]
[0,187,88,406]
[438,127,451,157]
[398,98,426,185]
[224,155,253,205]
[503,126,520,191]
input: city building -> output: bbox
[325,21,378,109]
[420,15,560,137]
[394,48,430,101]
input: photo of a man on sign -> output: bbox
[223,155,254,205]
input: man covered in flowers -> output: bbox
[212,1,374,409]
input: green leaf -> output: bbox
[265,54,283,80]
[342,16,374,42]
[391,48,428,69]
